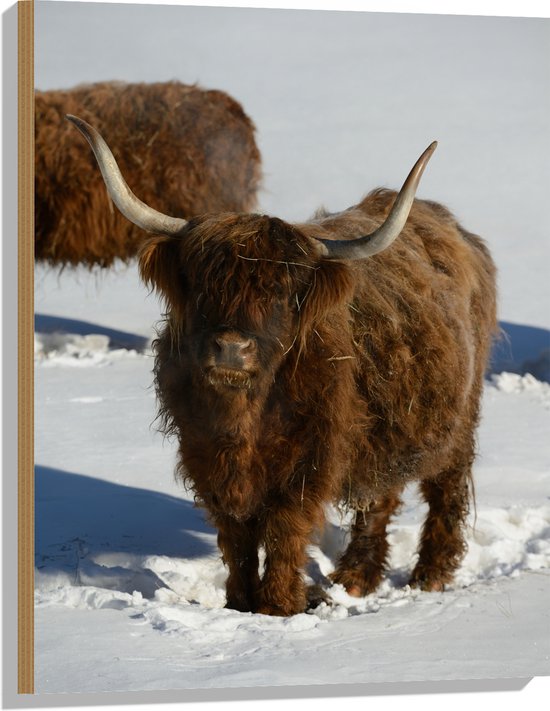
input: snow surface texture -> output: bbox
[34,2,550,695]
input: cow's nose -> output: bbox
[213,332,255,368]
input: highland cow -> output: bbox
[35,81,261,267]
[68,115,497,616]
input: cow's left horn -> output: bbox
[314,141,438,260]
[66,115,188,236]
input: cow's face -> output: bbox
[139,213,351,393]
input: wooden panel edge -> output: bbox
[18,0,35,696]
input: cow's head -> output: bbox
[66,115,436,393]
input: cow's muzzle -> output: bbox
[213,331,256,370]
[205,331,257,390]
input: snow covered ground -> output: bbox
[32,0,550,699]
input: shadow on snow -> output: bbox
[35,465,217,598]
[35,313,150,352]
[491,321,550,382]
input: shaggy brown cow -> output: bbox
[68,115,497,616]
[35,81,261,267]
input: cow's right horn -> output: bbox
[66,115,188,236]
[314,141,438,260]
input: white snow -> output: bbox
[32,0,550,699]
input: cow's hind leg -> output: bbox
[410,462,472,592]
[330,493,402,597]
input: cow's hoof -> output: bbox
[329,570,382,597]
[306,583,332,609]
[409,566,447,592]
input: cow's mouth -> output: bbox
[206,367,253,390]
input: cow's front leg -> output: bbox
[215,515,260,613]
[257,503,319,616]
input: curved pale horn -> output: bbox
[315,141,438,260]
[66,114,188,236]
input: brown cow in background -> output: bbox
[69,115,498,616]
[35,81,261,267]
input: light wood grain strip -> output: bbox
[18,0,35,695]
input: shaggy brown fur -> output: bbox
[35,81,261,267]
[139,189,497,616]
